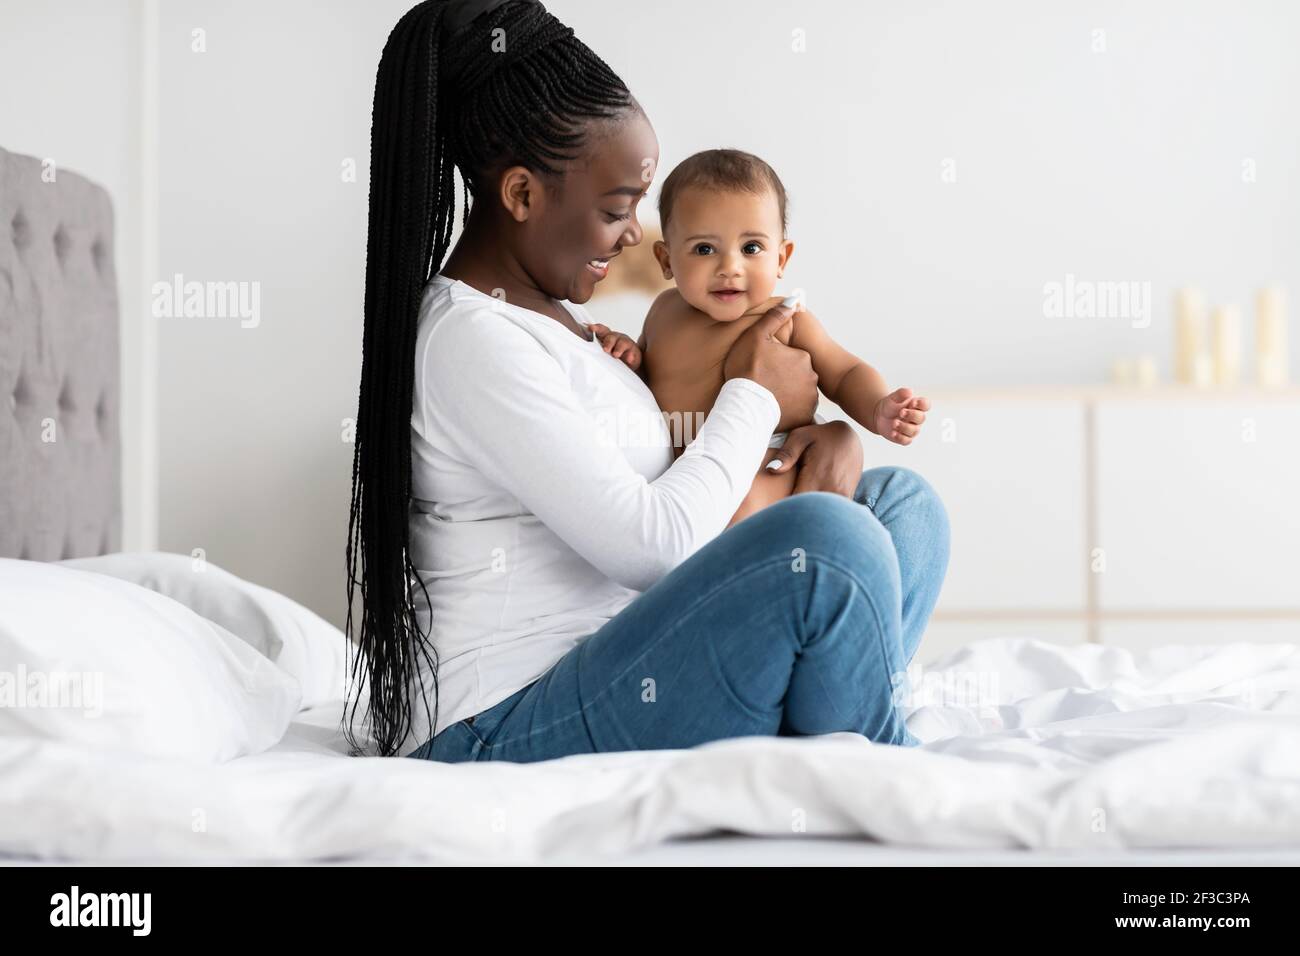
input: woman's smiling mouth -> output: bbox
[587,251,620,279]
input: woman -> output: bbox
[343,0,950,760]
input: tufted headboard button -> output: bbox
[11,371,30,410]
[91,237,108,277]
[53,223,71,267]
[11,210,31,250]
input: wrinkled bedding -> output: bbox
[2,638,1297,863]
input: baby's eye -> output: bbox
[604,211,632,223]
[742,241,763,255]
[692,243,714,255]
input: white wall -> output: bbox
[572,0,1300,387]
[0,0,155,553]
[155,0,407,627]
[8,1,1298,628]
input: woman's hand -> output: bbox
[722,302,818,432]
[765,420,864,497]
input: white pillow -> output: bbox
[59,551,349,708]
[0,559,301,763]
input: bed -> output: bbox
[3,145,1299,866]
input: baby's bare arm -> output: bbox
[788,307,929,444]
[786,308,881,423]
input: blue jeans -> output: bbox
[407,466,949,763]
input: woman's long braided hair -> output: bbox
[344,0,635,756]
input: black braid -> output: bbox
[344,0,635,757]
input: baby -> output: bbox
[591,148,929,526]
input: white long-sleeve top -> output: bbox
[396,274,779,755]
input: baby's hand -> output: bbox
[588,323,642,372]
[874,387,929,445]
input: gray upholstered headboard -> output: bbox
[0,146,121,560]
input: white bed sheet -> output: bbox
[2,637,1298,864]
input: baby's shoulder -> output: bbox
[739,295,797,344]
[643,287,699,340]
[645,287,687,322]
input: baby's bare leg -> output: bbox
[727,447,799,528]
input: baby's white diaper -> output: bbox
[767,412,826,450]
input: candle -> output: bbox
[1174,287,1208,384]
[1212,305,1241,386]
[1191,353,1213,386]
[1134,356,1158,387]
[1256,286,1288,387]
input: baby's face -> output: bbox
[654,186,793,322]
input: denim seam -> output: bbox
[800,561,899,732]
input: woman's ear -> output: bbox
[652,239,672,278]
[499,165,541,223]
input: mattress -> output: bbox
[2,637,1299,864]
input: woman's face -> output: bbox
[522,109,660,304]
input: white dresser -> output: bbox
[849,386,1300,663]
